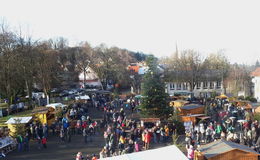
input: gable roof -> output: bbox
[251,67,260,77]
[198,139,259,159]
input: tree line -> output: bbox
[0,22,146,105]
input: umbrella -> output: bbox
[229,116,236,120]
[135,95,142,99]
[225,119,231,124]
[216,94,228,99]
[237,119,247,123]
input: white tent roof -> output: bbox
[75,95,90,100]
[5,116,32,124]
[102,145,188,160]
[46,103,66,109]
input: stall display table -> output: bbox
[0,137,16,154]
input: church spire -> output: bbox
[174,42,179,59]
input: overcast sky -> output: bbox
[1,0,260,64]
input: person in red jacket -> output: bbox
[41,136,47,149]
[144,130,151,150]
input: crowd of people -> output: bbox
[12,91,260,160]
[71,94,177,159]
[185,97,260,160]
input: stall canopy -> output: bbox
[46,103,67,110]
[102,145,188,160]
[5,116,32,124]
[75,95,90,100]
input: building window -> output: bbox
[217,81,221,89]
[177,83,182,90]
[170,83,175,90]
[196,82,201,89]
[203,81,208,89]
[209,82,214,89]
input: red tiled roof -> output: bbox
[251,67,260,77]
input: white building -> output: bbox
[166,81,223,98]
[251,67,260,102]
[78,67,102,88]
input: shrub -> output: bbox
[173,120,185,135]
[238,96,245,100]
[245,96,257,103]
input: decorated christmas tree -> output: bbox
[140,55,170,118]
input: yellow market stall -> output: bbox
[32,107,55,126]
[5,117,32,136]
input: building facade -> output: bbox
[166,81,223,98]
[251,67,260,102]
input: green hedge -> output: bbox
[245,96,257,103]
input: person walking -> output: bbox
[76,152,83,160]
[60,128,65,142]
[23,133,29,151]
[144,130,151,150]
[83,128,88,143]
[16,135,23,152]
[186,144,194,160]
[41,136,47,149]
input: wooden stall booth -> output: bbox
[32,107,55,126]
[140,118,160,128]
[181,114,209,124]
[195,139,259,160]
[5,117,32,137]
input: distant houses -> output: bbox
[251,67,260,102]
[78,67,102,89]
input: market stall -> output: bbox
[0,135,16,155]
[5,117,32,136]
[195,139,259,160]
[32,107,55,126]
[181,114,206,123]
